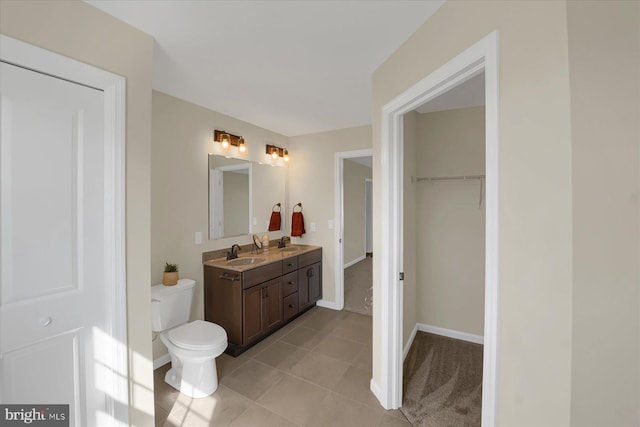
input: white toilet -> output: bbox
[151,278,227,398]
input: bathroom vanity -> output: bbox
[203,245,322,356]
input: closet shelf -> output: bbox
[414,174,485,182]
[413,174,486,208]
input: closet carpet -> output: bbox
[343,257,372,316]
[401,332,483,427]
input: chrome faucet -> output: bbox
[227,244,241,260]
[278,236,291,248]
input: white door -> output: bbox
[0,61,111,426]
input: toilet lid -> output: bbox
[168,320,227,351]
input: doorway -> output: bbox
[377,31,499,426]
[334,149,373,312]
[0,35,128,426]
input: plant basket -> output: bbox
[162,271,179,286]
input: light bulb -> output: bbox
[271,149,278,159]
[220,133,230,149]
[283,149,289,162]
[238,137,246,153]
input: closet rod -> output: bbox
[415,174,485,182]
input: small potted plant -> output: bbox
[163,262,179,286]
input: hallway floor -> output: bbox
[154,306,409,426]
[344,257,373,316]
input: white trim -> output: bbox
[344,254,366,269]
[315,300,341,310]
[153,353,171,370]
[0,35,129,426]
[370,379,384,404]
[403,324,419,361]
[334,149,373,312]
[379,30,499,427]
[402,323,484,361]
[417,324,484,345]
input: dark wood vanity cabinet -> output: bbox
[243,278,282,344]
[204,247,322,355]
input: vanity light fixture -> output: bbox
[265,144,290,162]
[238,137,247,153]
[214,129,247,154]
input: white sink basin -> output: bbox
[227,257,265,266]
[280,246,303,252]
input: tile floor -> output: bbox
[154,306,410,427]
[343,257,373,316]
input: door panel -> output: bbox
[0,62,106,427]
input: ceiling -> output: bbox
[416,72,485,114]
[87,0,445,137]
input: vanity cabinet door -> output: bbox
[243,285,265,344]
[298,262,322,310]
[263,279,283,333]
[242,278,282,345]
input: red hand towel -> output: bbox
[291,211,305,237]
[268,211,281,231]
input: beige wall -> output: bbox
[289,126,372,306]
[343,159,372,265]
[373,1,574,424]
[568,1,640,425]
[0,1,155,425]
[415,107,485,336]
[151,91,289,360]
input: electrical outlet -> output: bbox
[328,220,334,229]
[310,222,316,232]
[195,231,202,245]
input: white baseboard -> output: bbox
[343,254,366,269]
[417,323,484,345]
[403,323,419,361]
[402,323,483,362]
[153,353,170,370]
[370,378,386,408]
[316,299,341,310]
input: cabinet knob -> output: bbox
[288,304,294,308]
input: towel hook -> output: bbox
[272,203,281,212]
[293,202,303,212]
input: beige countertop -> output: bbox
[203,244,321,272]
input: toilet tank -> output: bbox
[150,278,196,332]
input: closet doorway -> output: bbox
[334,149,373,314]
[376,31,499,426]
[400,72,486,426]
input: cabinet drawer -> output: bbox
[283,256,298,274]
[282,271,298,297]
[243,261,283,289]
[298,249,322,268]
[283,292,299,322]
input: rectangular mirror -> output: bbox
[209,154,287,240]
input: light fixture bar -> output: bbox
[214,129,246,150]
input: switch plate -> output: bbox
[310,222,316,232]
[328,220,334,229]
[195,231,202,245]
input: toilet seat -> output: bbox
[168,320,226,351]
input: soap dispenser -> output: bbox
[262,234,269,251]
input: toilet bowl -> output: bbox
[151,279,228,398]
[160,320,227,398]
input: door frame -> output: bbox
[376,30,499,426]
[333,149,373,311]
[0,35,128,425]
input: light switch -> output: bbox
[310,222,316,232]
[195,231,202,245]
[328,220,334,229]
[253,217,257,225]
